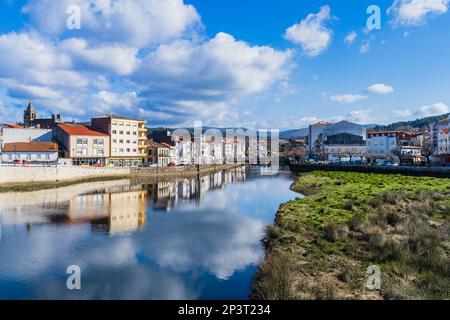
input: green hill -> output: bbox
[373,113,449,131]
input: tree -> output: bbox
[421,139,434,165]
[289,146,307,162]
[355,150,367,164]
[333,149,348,164]
[312,134,324,160]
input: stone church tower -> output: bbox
[23,102,37,127]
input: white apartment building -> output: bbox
[91,114,147,167]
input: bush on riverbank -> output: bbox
[253,171,450,300]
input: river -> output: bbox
[0,166,297,300]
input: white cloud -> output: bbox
[388,0,450,26]
[330,94,367,104]
[344,31,357,45]
[366,83,395,94]
[347,109,376,124]
[360,41,370,54]
[284,6,333,57]
[59,38,139,76]
[393,109,413,117]
[0,2,293,127]
[134,32,292,124]
[414,102,449,117]
[23,0,201,47]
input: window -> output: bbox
[113,148,117,152]
[37,154,41,159]
[119,148,124,152]
[133,131,137,135]
[126,140,130,144]
[126,131,131,135]
[126,123,131,126]
[46,154,50,160]
[119,139,124,143]
[119,122,124,126]
[133,149,137,152]
[126,148,131,152]
[98,149,104,156]
[112,121,117,125]
[112,130,117,134]
[119,131,124,135]
[113,139,117,143]
[132,123,137,127]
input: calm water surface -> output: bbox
[0,167,297,299]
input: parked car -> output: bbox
[168,162,176,167]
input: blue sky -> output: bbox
[0,0,449,129]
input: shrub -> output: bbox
[251,251,294,300]
[323,223,338,242]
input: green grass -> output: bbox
[0,175,129,193]
[253,171,450,300]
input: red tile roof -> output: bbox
[6,124,23,128]
[58,124,108,136]
[2,142,58,152]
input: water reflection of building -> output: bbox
[142,167,247,211]
[91,190,148,235]
[52,189,148,235]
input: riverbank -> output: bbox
[252,171,450,300]
[289,163,450,178]
[0,164,245,193]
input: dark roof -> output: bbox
[2,142,58,152]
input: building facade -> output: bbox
[324,144,366,163]
[308,121,332,156]
[323,121,365,142]
[54,124,110,166]
[91,114,147,167]
[429,117,450,164]
[1,142,58,164]
[366,131,414,164]
[147,140,171,166]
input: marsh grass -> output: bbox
[253,171,450,300]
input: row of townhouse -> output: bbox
[1,103,148,166]
[149,130,247,166]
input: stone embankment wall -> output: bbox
[0,164,245,185]
[130,164,245,181]
[0,166,130,184]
